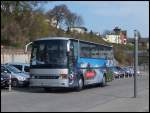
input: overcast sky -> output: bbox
[43,1,149,38]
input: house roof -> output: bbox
[70,27,87,31]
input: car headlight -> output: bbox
[18,76,26,81]
[114,71,118,74]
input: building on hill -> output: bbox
[102,27,127,45]
[70,27,87,34]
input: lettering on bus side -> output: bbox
[84,63,96,80]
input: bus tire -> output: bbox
[76,76,84,91]
[100,75,107,87]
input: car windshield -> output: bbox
[110,67,118,72]
[6,65,21,73]
[124,67,130,70]
[30,40,68,68]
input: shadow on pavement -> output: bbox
[3,84,111,94]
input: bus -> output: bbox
[25,37,114,91]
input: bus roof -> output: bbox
[36,37,71,41]
[35,37,112,48]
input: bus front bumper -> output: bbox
[29,79,70,88]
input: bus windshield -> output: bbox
[30,40,68,68]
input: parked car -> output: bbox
[109,67,120,78]
[128,66,140,76]
[110,66,125,78]
[123,67,134,76]
[1,73,9,88]
[1,64,30,87]
[7,63,30,74]
[116,66,126,77]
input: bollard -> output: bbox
[128,73,129,78]
[9,74,12,92]
[113,75,116,80]
[118,75,120,79]
[113,75,115,80]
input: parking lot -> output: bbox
[1,71,149,112]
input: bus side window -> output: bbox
[72,41,78,60]
[80,42,90,58]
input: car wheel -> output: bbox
[12,79,19,87]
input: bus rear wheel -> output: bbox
[100,75,107,87]
[76,77,84,91]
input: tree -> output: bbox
[90,30,93,35]
[1,1,48,47]
[46,4,70,29]
[1,1,45,16]
[102,30,111,37]
[65,13,83,30]
[46,4,84,31]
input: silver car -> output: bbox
[8,63,30,74]
[1,64,30,87]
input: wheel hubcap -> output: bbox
[79,79,83,89]
[12,81,17,87]
[103,76,106,84]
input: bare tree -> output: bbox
[46,4,83,30]
[65,13,83,30]
[46,4,70,29]
[102,30,111,37]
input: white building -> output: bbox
[103,34,121,44]
[102,27,127,44]
[45,18,60,29]
[70,27,87,34]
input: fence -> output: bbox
[1,49,31,64]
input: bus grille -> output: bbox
[34,76,59,79]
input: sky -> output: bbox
[42,1,149,38]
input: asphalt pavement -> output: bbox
[1,71,149,112]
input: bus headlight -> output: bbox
[60,74,68,79]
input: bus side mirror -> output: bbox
[25,42,32,53]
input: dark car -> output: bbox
[116,66,126,78]
[110,66,125,78]
[122,67,134,77]
[110,67,120,78]
[1,73,9,88]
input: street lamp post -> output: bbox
[9,73,12,92]
[134,30,139,98]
